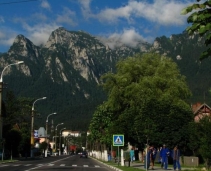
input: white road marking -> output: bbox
[60,164,65,166]
[72,164,77,167]
[0,165,9,167]
[83,165,89,167]
[95,165,100,167]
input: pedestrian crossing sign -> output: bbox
[113,134,124,146]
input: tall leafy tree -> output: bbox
[181,0,211,59]
[100,53,193,149]
[196,116,211,169]
[89,102,113,149]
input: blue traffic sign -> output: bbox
[113,134,124,146]
[34,130,38,138]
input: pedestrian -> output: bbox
[130,148,135,163]
[144,145,151,169]
[160,144,170,170]
[150,145,157,170]
[171,146,181,171]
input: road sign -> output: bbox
[113,134,124,146]
[34,130,38,138]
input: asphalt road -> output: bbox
[0,155,112,171]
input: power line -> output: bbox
[0,0,39,5]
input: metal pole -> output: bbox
[30,109,34,157]
[118,146,119,166]
[30,97,46,158]
[0,61,24,146]
[0,82,2,149]
[146,146,148,171]
[55,130,57,154]
[59,128,66,155]
[46,121,48,142]
[59,132,61,155]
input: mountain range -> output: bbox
[0,27,211,131]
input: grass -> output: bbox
[0,159,18,163]
[102,160,142,171]
[100,160,203,171]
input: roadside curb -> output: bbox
[90,156,123,171]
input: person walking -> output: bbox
[172,146,181,171]
[144,145,151,169]
[160,144,170,170]
[130,148,135,163]
[150,145,157,170]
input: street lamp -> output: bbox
[59,127,66,155]
[0,61,24,146]
[46,112,57,141]
[30,97,47,157]
[55,123,63,154]
[45,112,56,157]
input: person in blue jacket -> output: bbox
[160,144,170,170]
[130,148,135,163]
[171,146,181,171]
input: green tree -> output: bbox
[196,116,211,169]
[3,91,32,156]
[187,121,200,156]
[100,53,192,149]
[89,102,113,150]
[181,0,211,59]
[5,129,22,157]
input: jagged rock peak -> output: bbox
[8,34,41,59]
[14,34,32,44]
[44,27,102,50]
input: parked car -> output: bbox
[80,151,88,158]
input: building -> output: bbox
[192,102,211,122]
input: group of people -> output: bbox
[145,144,181,170]
[130,144,181,170]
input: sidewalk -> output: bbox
[129,162,195,171]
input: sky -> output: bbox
[0,0,195,52]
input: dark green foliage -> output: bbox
[90,53,193,151]
[188,116,211,169]
[181,0,211,59]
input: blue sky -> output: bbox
[0,0,194,52]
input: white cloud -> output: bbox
[97,5,133,23]
[22,23,59,46]
[0,29,17,47]
[41,0,51,10]
[99,28,147,49]
[56,7,77,26]
[32,13,48,22]
[92,0,192,26]
[78,0,93,19]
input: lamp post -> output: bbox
[66,135,72,155]
[55,123,63,154]
[0,61,24,148]
[30,97,47,157]
[46,112,57,141]
[45,112,56,157]
[59,127,66,155]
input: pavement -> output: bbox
[123,161,196,171]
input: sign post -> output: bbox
[113,134,124,166]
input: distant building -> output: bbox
[62,130,81,137]
[192,102,211,122]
